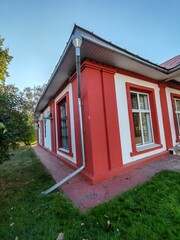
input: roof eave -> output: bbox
[35,25,180,115]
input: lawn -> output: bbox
[0,146,180,240]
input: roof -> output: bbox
[35,25,180,114]
[160,55,180,69]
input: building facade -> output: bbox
[35,26,180,184]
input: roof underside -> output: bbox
[35,25,180,114]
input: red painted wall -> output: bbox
[72,78,82,167]
[159,84,173,149]
[38,59,180,184]
[84,67,110,176]
[71,61,179,184]
[76,64,123,182]
[101,70,123,170]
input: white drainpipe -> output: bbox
[42,35,85,194]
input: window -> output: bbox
[59,99,69,149]
[39,121,42,144]
[126,83,162,156]
[171,93,180,142]
[56,92,73,156]
[131,92,153,146]
[174,99,180,136]
[39,120,44,146]
[44,120,47,138]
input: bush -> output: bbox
[0,85,36,164]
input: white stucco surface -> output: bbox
[43,107,52,150]
[166,87,180,146]
[115,73,166,165]
[38,123,42,145]
[38,114,43,145]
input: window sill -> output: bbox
[58,148,73,157]
[130,143,163,157]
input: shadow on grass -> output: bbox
[0,146,180,240]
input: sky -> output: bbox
[1,0,180,90]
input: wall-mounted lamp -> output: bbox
[34,113,40,122]
[72,35,82,56]
[43,113,53,120]
[72,35,82,98]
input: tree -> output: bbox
[0,37,13,86]
[0,36,45,164]
[0,85,36,164]
[22,84,46,115]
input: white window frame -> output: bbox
[131,91,154,147]
[174,98,180,137]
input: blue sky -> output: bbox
[1,0,180,90]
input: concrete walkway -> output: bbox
[33,146,180,211]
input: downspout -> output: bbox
[42,35,85,194]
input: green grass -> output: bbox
[0,146,180,240]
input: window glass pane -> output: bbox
[133,113,142,145]
[44,120,46,138]
[175,99,180,111]
[142,113,153,143]
[131,92,138,109]
[139,94,149,110]
[60,101,69,149]
[177,113,180,136]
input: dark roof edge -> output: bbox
[35,25,77,114]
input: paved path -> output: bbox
[33,146,180,211]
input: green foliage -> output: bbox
[0,146,180,240]
[0,85,36,164]
[0,37,13,85]
[22,84,46,115]
[0,36,40,164]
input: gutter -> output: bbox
[42,34,85,195]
